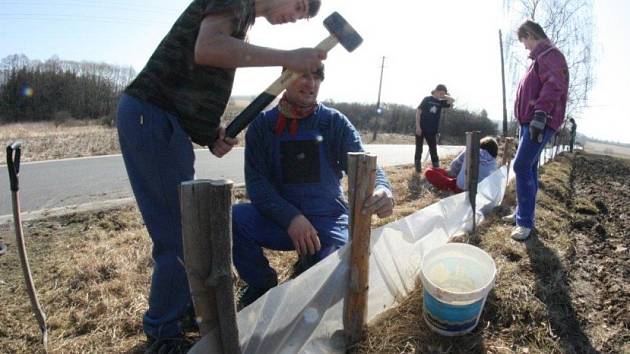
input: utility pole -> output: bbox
[499,30,508,137]
[372,56,385,141]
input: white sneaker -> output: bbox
[502,212,516,224]
[511,226,532,241]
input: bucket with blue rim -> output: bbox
[420,243,496,336]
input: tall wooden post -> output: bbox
[180,179,240,354]
[343,152,377,346]
[372,56,386,141]
[465,132,480,234]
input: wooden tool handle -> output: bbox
[225,35,340,138]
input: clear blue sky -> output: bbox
[1,0,628,143]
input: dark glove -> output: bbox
[529,111,547,143]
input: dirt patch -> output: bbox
[567,153,630,353]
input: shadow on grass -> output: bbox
[525,232,599,354]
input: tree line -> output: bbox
[0,54,498,141]
[0,54,136,123]
[326,101,498,144]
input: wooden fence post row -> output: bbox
[180,179,240,354]
[343,152,377,346]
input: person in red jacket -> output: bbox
[508,20,569,241]
[425,136,498,193]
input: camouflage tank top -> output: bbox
[125,0,255,146]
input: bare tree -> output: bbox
[502,0,594,118]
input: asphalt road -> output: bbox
[0,145,463,221]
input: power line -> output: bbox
[0,0,181,14]
[0,13,171,26]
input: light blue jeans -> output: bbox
[514,123,555,229]
[117,94,195,339]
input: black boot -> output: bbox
[237,279,278,310]
[145,336,193,354]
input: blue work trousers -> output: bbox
[513,123,555,229]
[232,203,348,289]
[117,94,195,339]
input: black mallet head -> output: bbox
[323,12,363,52]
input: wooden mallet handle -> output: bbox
[224,35,339,138]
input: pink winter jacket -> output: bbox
[514,39,569,131]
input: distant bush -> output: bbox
[53,110,73,127]
[98,111,117,127]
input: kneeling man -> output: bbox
[233,65,394,307]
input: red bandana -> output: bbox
[274,94,318,136]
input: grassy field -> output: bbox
[0,120,414,164]
[0,120,120,163]
[583,140,630,160]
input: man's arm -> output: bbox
[441,95,455,108]
[415,108,422,135]
[195,14,325,73]
[534,50,569,116]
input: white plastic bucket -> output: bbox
[420,243,496,336]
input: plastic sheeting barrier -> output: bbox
[190,148,568,354]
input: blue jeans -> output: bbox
[232,203,347,289]
[514,123,554,229]
[116,94,195,339]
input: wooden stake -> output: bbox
[343,152,377,346]
[180,179,240,354]
[501,137,514,167]
[502,137,515,189]
[465,132,480,234]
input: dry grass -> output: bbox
[353,154,616,354]
[0,206,151,353]
[3,109,625,354]
[1,159,458,353]
[6,152,622,353]
[0,121,120,163]
[7,129,616,354]
[0,120,415,165]
[359,131,415,145]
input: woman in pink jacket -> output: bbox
[509,20,569,241]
